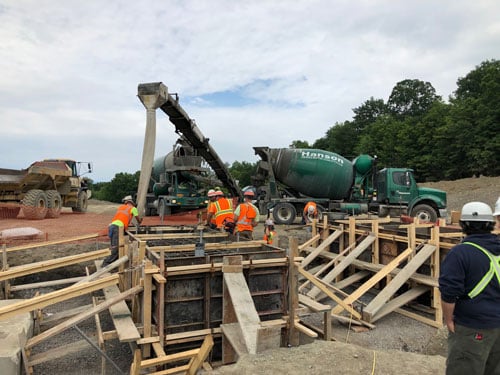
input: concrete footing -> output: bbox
[0,300,33,375]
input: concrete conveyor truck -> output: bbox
[0,159,92,219]
[252,147,447,225]
[144,137,222,217]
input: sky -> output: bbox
[0,1,499,182]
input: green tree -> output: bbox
[229,161,257,188]
[289,140,311,148]
[352,97,387,132]
[449,59,500,177]
[95,171,140,203]
[313,121,358,158]
[387,79,442,119]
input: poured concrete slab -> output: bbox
[0,300,33,375]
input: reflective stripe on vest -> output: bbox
[214,199,233,218]
[464,242,500,299]
[214,198,233,227]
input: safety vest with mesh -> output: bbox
[111,204,136,227]
[236,203,257,232]
[213,198,233,228]
[464,242,500,299]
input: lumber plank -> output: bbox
[370,285,429,322]
[102,284,141,342]
[298,234,321,251]
[301,230,342,267]
[333,271,370,290]
[297,266,361,320]
[223,271,260,354]
[150,240,265,252]
[221,323,247,357]
[140,348,199,368]
[25,285,142,349]
[165,257,288,276]
[75,255,128,285]
[362,244,436,321]
[0,274,118,321]
[294,319,318,338]
[40,304,93,326]
[0,248,110,282]
[298,294,331,313]
[307,234,375,299]
[331,247,413,315]
[10,276,85,291]
[5,233,100,253]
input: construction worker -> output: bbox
[206,189,217,229]
[233,190,260,240]
[439,201,500,375]
[102,195,142,267]
[494,197,500,231]
[302,201,318,224]
[206,190,233,230]
[263,218,277,245]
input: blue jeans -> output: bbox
[102,224,119,266]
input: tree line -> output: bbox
[91,59,499,202]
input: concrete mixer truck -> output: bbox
[251,147,447,225]
[144,137,222,217]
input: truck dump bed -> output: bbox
[0,161,72,193]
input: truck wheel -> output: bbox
[272,202,297,225]
[46,190,62,218]
[72,191,88,213]
[410,204,437,223]
[22,189,48,220]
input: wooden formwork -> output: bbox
[128,225,297,366]
[298,216,464,329]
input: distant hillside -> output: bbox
[420,176,499,213]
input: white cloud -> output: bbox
[0,0,498,181]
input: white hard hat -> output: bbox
[494,197,500,217]
[122,195,136,206]
[308,205,315,214]
[207,189,216,197]
[460,201,494,222]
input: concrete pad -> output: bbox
[0,300,33,375]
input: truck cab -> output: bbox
[372,168,447,222]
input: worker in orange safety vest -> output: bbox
[233,190,260,240]
[206,190,234,230]
[102,195,142,267]
[302,201,318,224]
